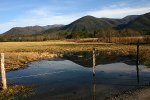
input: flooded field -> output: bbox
[6,53,150,100]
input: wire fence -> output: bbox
[1,45,150,91]
[1,53,144,81]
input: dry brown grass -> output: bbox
[110,36,150,44]
[0,40,149,71]
[68,36,150,44]
[5,52,60,71]
[0,85,33,99]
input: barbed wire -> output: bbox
[0,51,147,87]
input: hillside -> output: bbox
[100,15,139,27]
[44,14,143,37]
[124,12,150,35]
[2,25,63,37]
[1,12,150,41]
[3,26,45,36]
[61,16,112,32]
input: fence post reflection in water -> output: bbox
[92,72,96,100]
[136,40,140,84]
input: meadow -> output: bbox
[0,39,149,71]
[0,38,150,99]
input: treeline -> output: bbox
[64,28,141,39]
[0,28,149,42]
[0,33,64,42]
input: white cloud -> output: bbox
[87,6,150,18]
[0,9,83,33]
[29,8,50,17]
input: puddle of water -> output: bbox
[6,55,150,100]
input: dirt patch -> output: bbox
[110,86,150,100]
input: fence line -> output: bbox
[1,56,141,81]
[1,41,148,92]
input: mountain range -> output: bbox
[0,12,150,41]
[2,25,64,36]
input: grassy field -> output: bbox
[67,36,150,44]
[0,40,149,99]
[0,40,149,71]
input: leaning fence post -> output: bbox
[1,53,7,90]
[93,48,96,76]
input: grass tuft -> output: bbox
[0,85,33,100]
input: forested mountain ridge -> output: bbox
[0,12,149,41]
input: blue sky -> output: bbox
[0,0,150,33]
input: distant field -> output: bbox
[0,40,149,71]
[67,36,150,44]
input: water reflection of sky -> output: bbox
[6,58,150,99]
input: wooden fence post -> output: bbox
[93,48,96,76]
[1,53,7,90]
[136,40,140,83]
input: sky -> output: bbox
[0,0,150,33]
